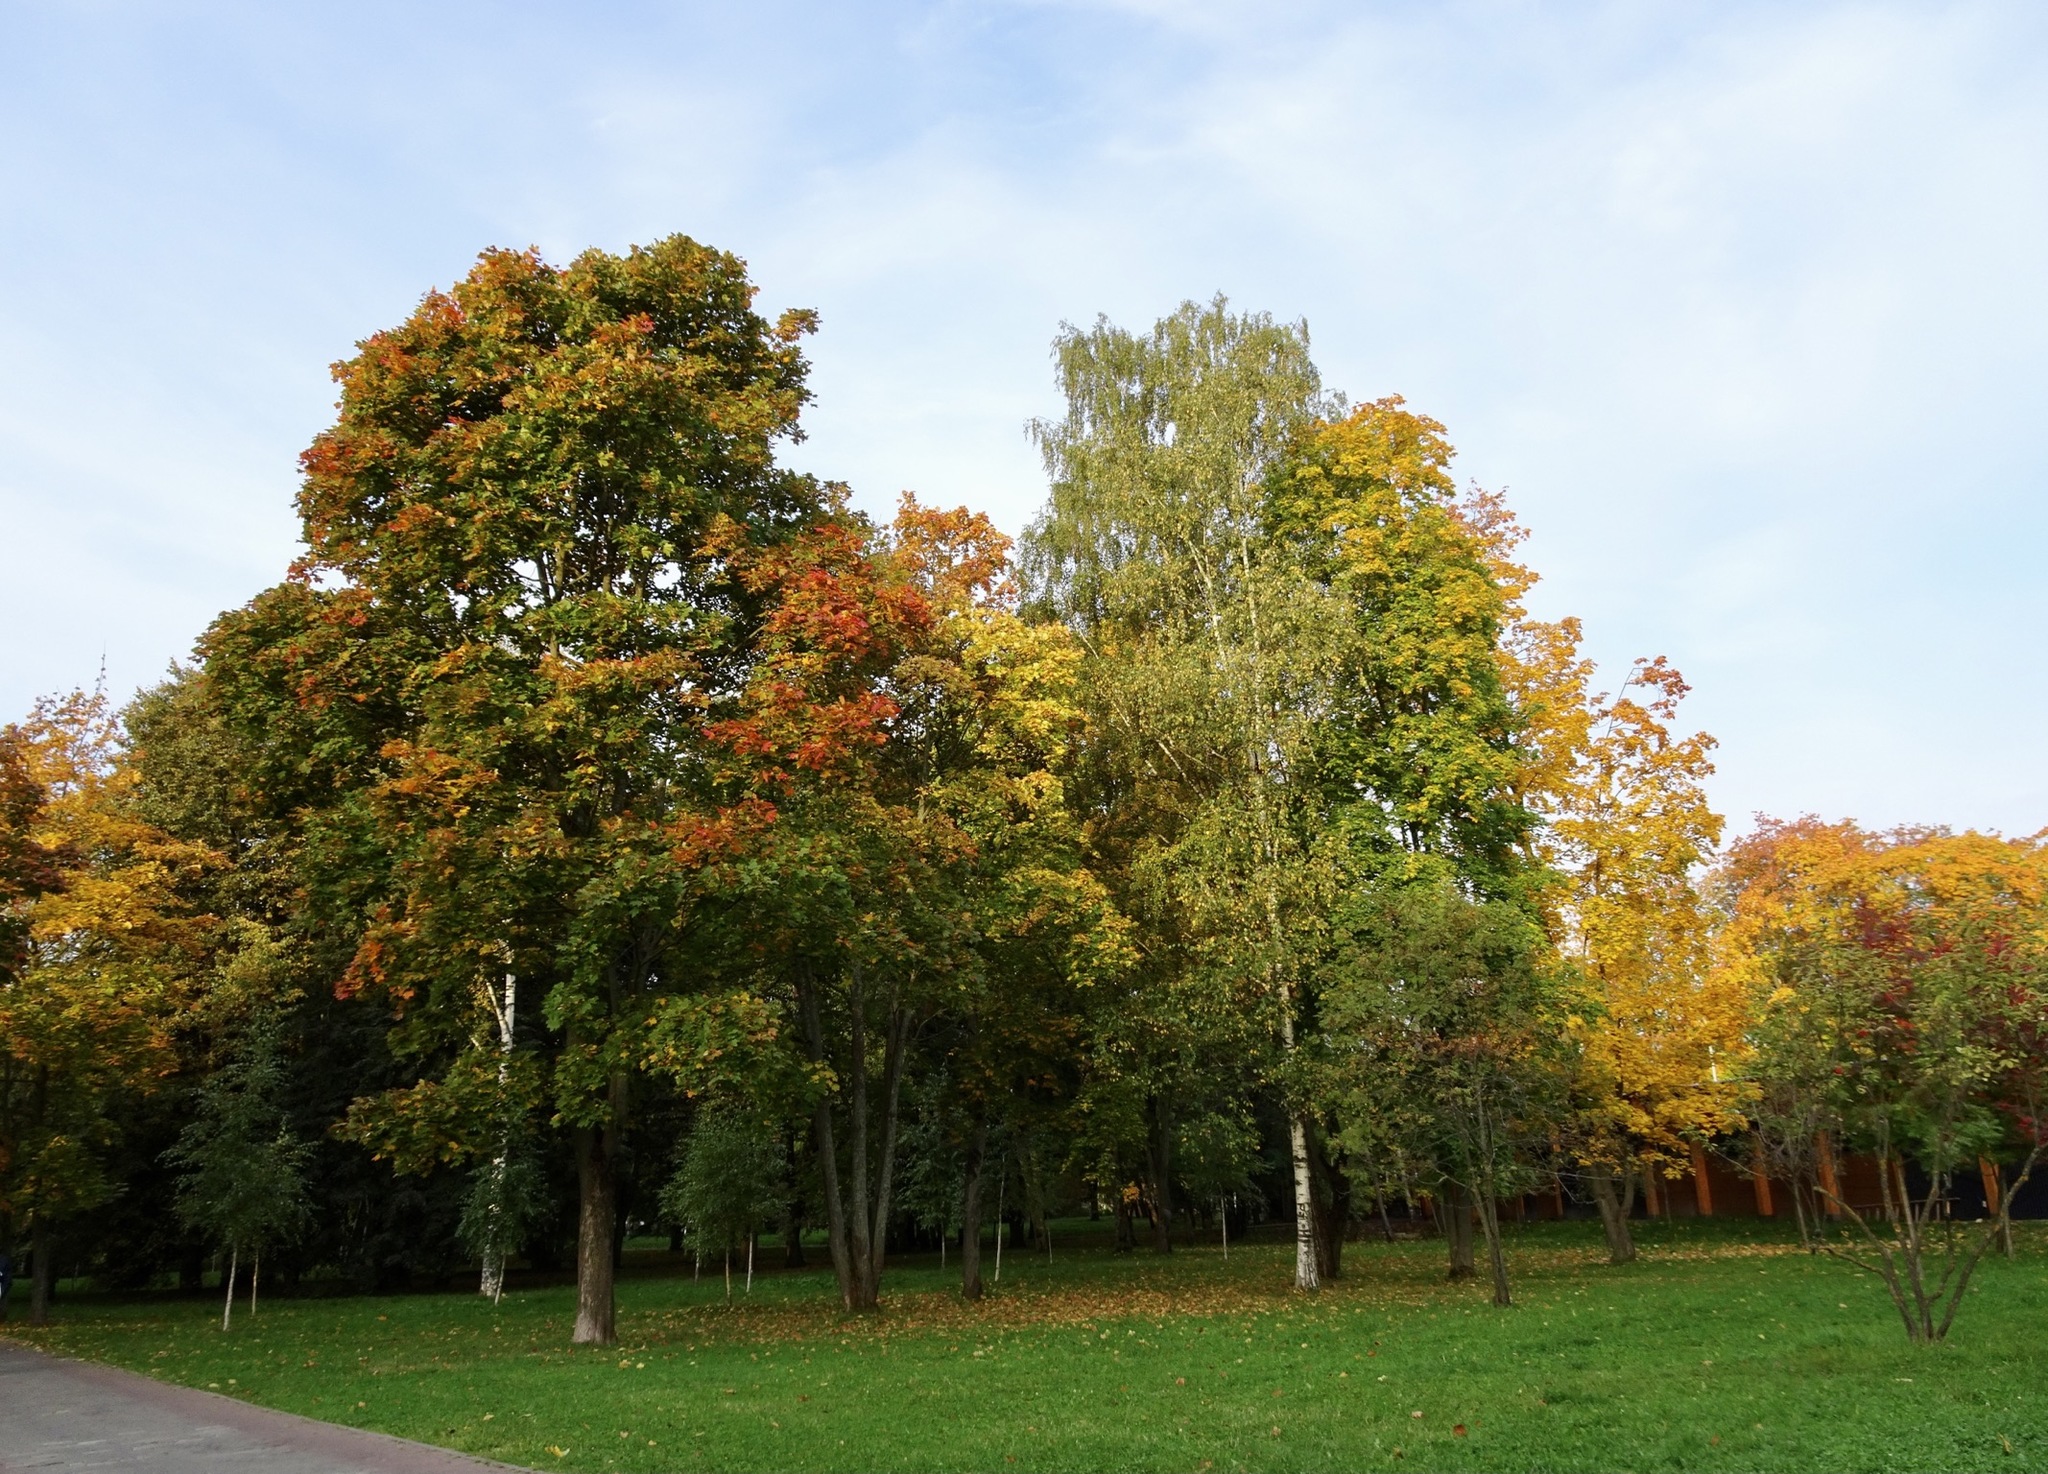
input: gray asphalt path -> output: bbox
[0,1339,530,1473]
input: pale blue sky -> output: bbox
[5,1,2045,836]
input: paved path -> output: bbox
[0,1339,529,1473]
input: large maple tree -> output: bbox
[202,237,823,1345]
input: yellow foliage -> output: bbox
[0,690,217,1221]
[1468,501,1743,1172]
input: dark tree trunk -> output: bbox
[1442,1180,1476,1281]
[1589,1169,1637,1264]
[572,1116,620,1345]
[611,1177,630,1272]
[959,1117,988,1300]
[800,968,912,1311]
[781,1136,807,1269]
[1309,1132,1350,1281]
[1477,1191,1511,1306]
[810,1095,855,1303]
[1113,1191,1135,1252]
[1144,1095,1173,1253]
[30,1225,54,1326]
[780,1200,806,1270]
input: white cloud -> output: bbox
[3,0,2044,835]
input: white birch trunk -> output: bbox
[480,971,516,1301]
[1289,1114,1319,1290]
[221,1247,237,1332]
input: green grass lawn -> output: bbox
[7,1219,2045,1472]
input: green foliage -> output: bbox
[659,1110,786,1255]
[165,1009,310,1258]
[455,1151,548,1269]
[1323,875,1571,1302]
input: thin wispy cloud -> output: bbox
[3,0,2043,834]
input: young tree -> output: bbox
[1722,820,2048,1342]
[1325,876,1566,1307]
[202,237,825,1345]
[661,1108,785,1300]
[166,1008,310,1328]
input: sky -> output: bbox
[4,0,2045,838]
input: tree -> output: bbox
[1463,487,1737,1264]
[1721,820,2048,1342]
[1277,402,1538,1282]
[1023,298,1338,1289]
[712,498,1119,1309]
[1325,875,1566,1307]
[166,1006,310,1328]
[0,691,210,1323]
[202,237,826,1345]
[661,1108,785,1300]
[1537,659,1735,1262]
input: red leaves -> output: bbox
[707,517,935,794]
[664,798,778,870]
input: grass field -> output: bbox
[6,1218,2045,1472]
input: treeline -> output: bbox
[2,238,2042,1347]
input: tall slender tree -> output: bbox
[1024,298,1338,1289]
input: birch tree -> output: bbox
[1023,298,1337,1290]
[166,1009,309,1329]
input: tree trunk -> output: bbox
[1442,1179,1475,1280]
[959,1118,988,1300]
[1477,1193,1511,1306]
[1309,1132,1349,1282]
[780,1199,807,1270]
[863,1005,911,1297]
[1277,979,1317,1291]
[1113,1189,1135,1252]
[1288,1113,1319,1291]
[800,970,912,1312]
[481,970,518,1301]
[572,1118,620,1345]
[994,1169,1006,1283]
[810,1094,856,1306]
[1144,1095,1174,1253]
[250,1251,260,1316]
[30,1226,54,1327]
[1789,1176,1817,1251]
[220,1245,236,1332]
[842,978,877,1308]
[1589,1169,1637,1264]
